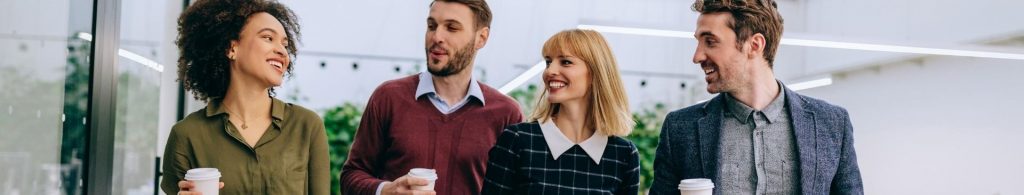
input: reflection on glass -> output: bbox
[0,0,93,195]
[110,0,177,194]
[111,61,161,195]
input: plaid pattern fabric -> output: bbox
[482,122,640,195]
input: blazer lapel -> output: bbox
[696,95,724,181]
[785,87,819,194]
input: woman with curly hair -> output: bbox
[161,0,328,194]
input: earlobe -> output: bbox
[476,27,490,49]
[748,33,766,58]
[227,40,239,59]
[757,34,767,52]
[227,49,236,60]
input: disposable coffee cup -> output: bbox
[185,168,221,195]
[678,178,714,195]
[407,168,438,191]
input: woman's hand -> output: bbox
[176,180,225,195]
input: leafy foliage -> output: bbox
[321,85,668,194]
[507,84,539,117]
[322,103,363,195]
[627,103,667,194]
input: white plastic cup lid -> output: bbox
[408,168,438,180]
[678,178,714,190]
[184,168,221,181]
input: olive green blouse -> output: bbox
[161,98,329,195]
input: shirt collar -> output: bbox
[205,97,285,123]
[539,119,608,164]
[724,81,787,124]
[414,72,486,105]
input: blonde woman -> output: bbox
[481,29,639,194]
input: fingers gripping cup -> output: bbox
[407,168,438,191]
[678,178,714,195]
[185,168,221,195]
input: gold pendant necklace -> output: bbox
[227,105,248,130]
[233,115,249,130]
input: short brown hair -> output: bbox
[693,0,783,66]
[176,0,301,102]
[433,0,492,30]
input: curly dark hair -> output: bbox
[176,0,301,102]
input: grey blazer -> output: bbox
[649,86,863,195]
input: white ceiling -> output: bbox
[277,0,1024,110]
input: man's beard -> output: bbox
[427,41,476,77]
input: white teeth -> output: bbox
[548,81,567,89]
[703,68,715,75]
[268,60,283,69]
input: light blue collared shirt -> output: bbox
[414,72,486,114]
[375,73,489,195]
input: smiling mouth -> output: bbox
[548,80,567,90]
[702,63,717,75]
[268,60,284,72]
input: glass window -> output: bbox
[0,0,95,194]
[111,0,180,194]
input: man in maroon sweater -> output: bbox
[340,1,523,195]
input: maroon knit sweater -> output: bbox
[340,74,523,195]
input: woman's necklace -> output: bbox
[225,105,248,130]
[238,116,248,129]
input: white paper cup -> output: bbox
[407,168,438,191]
[185,168,221,195]
[678,178,714,195]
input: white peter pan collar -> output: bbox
[540,120,608,164]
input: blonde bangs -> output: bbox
[541,32,585,63]
[531,29,635,137]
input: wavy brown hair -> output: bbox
[176,0,301,102]
[693,0,783,67]
[432,0,492,30]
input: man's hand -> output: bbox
[381,175,435,195]
[176,180,225,195]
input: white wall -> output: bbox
[155,1,1024,194]
[800,56,1024,194]
[279,0,709,111]
[801,0,1024,76]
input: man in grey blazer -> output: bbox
[650,0,863,194]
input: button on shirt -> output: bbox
[160,98,330,195]
[414,72,486,114]
[718,86,800,195]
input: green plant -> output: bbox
[320,93,668,194]
[626,103,667,194]
[322,103,363,195]
[507,83,539,117]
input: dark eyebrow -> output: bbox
[444,19,462,26]
[426,17,464,27]
[258,28,278,35]
[696,31,716,39]
[258,28,288,42]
